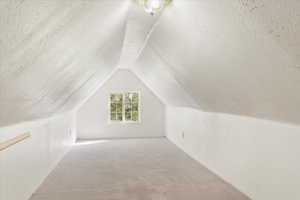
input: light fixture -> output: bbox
[135,0,172,15]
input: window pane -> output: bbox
[111,113,117,121]
[124,93,131,104]
[116,103,122,112]
[132,93,139,103]
[111,94,123,103]
[110,93,123,121]
[132,111,139,121]
[125,111,131,121]
[111,103,117,112]
[132,103,138,112]
[110,92,139,122]
[110,94,115,102]
[117,113,123,121]
[125,103,131,111]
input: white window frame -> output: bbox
[108,91,141,124]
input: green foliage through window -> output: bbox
[110,92,140,122]
[110,93,123,121]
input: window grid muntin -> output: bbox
[110,92,140,123]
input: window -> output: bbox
[110,93,123,121]
[110,92,140,122]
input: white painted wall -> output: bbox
[77,69,165,139]
[166,106,300,200]
[0,112,76,200]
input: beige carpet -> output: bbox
[30,138,250,200]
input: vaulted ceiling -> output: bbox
[0,0,299,126]
[0,0,128,126]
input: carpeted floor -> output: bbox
[30,138,250,200]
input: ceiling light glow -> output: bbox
[150,0,161,9]
[135,0,172,15]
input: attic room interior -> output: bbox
[0,0,300,199]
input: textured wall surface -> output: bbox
[77,69,165,139]
[166,106,300,200]
[0,112,76,200]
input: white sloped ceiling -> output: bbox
[132,45,198,107]
[134,0,300,124]
[118,1,197,107]
[119,2,161,69]
[0,0,129,126]
[0,0,300,126]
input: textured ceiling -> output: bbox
[134,0,300,124]
[0,0,299,126]
[0,0,129,126]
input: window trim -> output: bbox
[108,91,141,124]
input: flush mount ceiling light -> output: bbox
[135,0,172,15]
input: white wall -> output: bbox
[166,106,300,200]
[0,112,76,200]
[77,69,165,139]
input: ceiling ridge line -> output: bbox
[134,12,164,63]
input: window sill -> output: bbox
[108,120,141,124]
